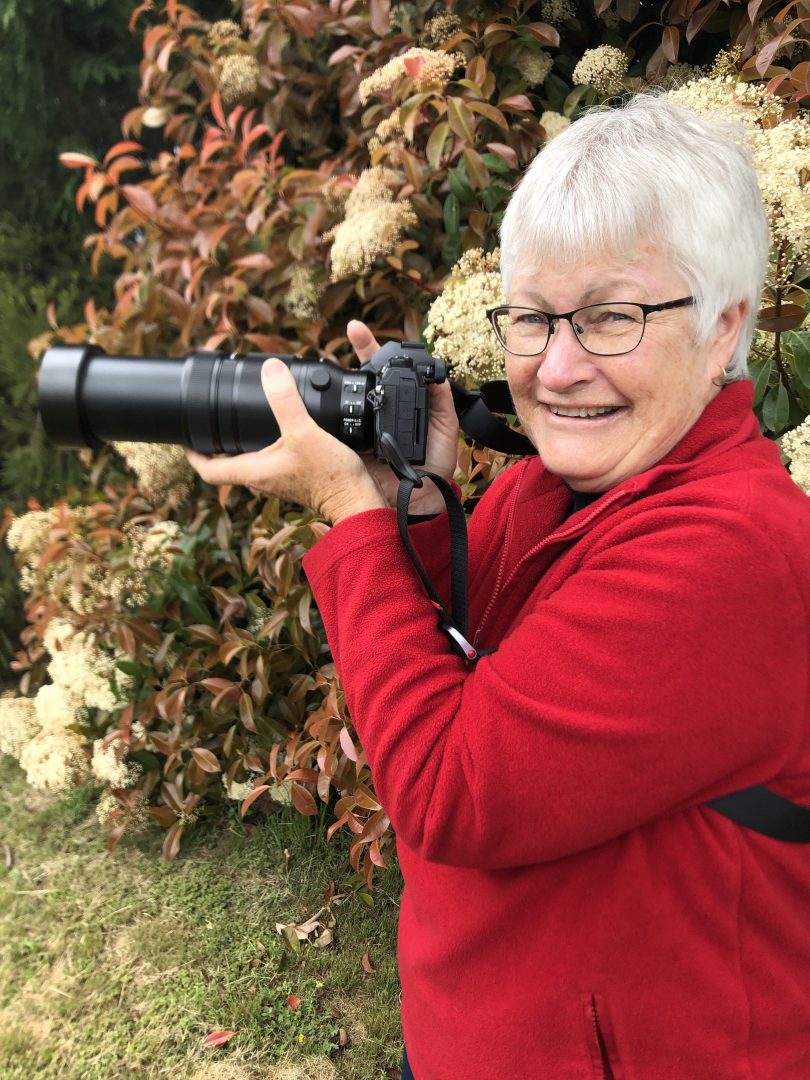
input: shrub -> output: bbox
[4,0,810,879]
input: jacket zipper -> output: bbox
[590,995,616,1080]
[472,461,528,648]
[473,487,629,649]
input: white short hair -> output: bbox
[499,93,770,381]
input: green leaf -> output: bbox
[425,120,450,171]
[443,192,461,237]
[116,659,148,677]
[128,749,162,772]
[788,330,810,390]
[447,166,474,204]
[748,355,773,406]
[462,146,490,190]
[762,380,790,434]
[447,97,476,143]
[480,152,511,175]
[562,84,593,120]
[442,235,462,267]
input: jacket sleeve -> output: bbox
[302,502,808,868]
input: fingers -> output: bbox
[184,446,267,487]
[429,380,459,426]
[260,357,310,436]
[347,319,380,363]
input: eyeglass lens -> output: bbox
[493,304,647,356]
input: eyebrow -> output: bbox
[521,277,644,308]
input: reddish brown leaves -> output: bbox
[202,1030,236,1048]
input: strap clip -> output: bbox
[440,622,479,662]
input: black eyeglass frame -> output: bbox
[486,296,696,357]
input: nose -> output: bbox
[536,318,598,393]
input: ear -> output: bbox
[710,299,749,378]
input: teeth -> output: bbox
[549,405,619,417]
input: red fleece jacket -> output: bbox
[302,382,810,1080]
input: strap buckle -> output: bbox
[440,622,479,662]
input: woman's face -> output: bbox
[504,247,744,492]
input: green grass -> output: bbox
[0,756,404,1079]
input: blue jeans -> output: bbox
[402,1046,416,1080]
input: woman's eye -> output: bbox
[514,312,546,325]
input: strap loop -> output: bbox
[395,471,478,662]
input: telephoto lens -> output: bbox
[37,346,376,456]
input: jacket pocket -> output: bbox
[583,993,622,1080]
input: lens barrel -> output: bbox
[38,346,374,455]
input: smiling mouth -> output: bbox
[545,404,625,418]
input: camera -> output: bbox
[37,340,446,468]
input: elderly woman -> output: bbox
[187,94,810,1079]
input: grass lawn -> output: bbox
[0,755,404,1079]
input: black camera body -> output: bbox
[38,340,446,466]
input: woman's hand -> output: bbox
[348,320,460,516]
[184,357,388,526]
[185,322,460,524]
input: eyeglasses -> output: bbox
[486,297,695,357]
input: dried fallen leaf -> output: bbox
[202,1030,236,1047]
[361,951,376,974]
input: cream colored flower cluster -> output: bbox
[7,505,90,608]
[285,265,322,320]
[669,76,810,265]
[207,19,242,48]
[421,13,462,47]
[358,47,463,104]
[8,504,180,614]
[113,442,193,504]
[709,44,744,78]
[513,47,554,87]
[218,54,260,107]
[541,0,576,26]
[668,74,782,129]
[222,774,255,802]
[6,507,63,560]
[660,62,704,90]
[0,693,39,759]
[781,416,810,496]
[95,788,149,829]
[424,248,506,384]
[43,618,129,716]
[540,110,571,140]
[370,109,408,152]
[752,118,810,265]
[0,617,134,794]
[572,46,628,96]
[325,167,417,280]
[124,519,181,576]
[91,737,142,789]
[19,730,89,795]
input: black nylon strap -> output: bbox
[450,382,536,457]
[396,470,478,661]
[706,785,810,842]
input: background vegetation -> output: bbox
[3,0,810,921]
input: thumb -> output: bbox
[261,358,309,436]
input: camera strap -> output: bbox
[394,469,480,662]
[451,382,537,457]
